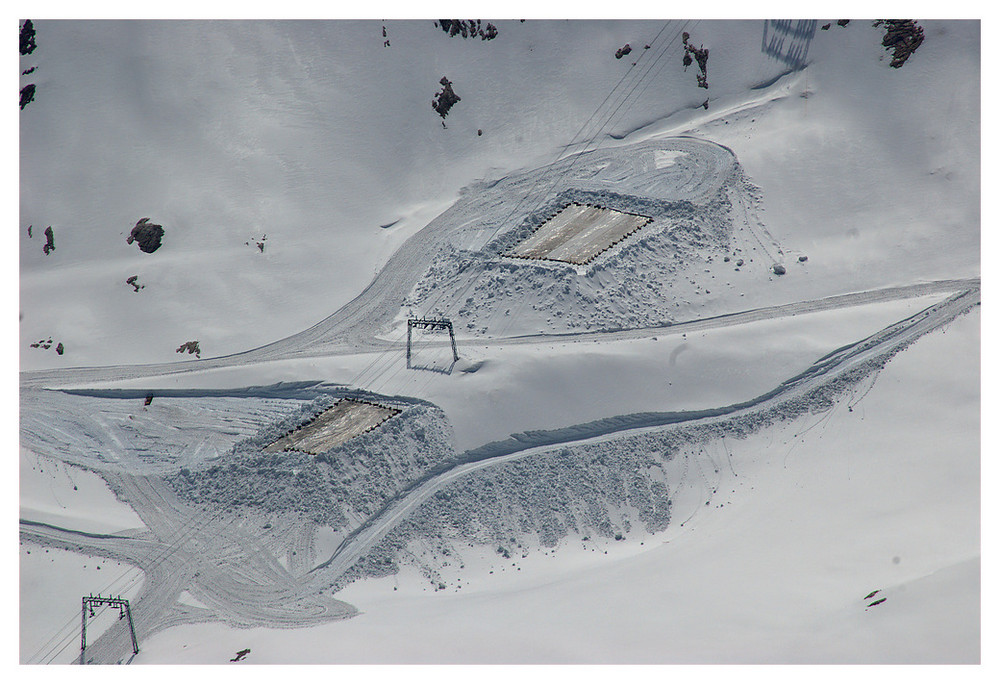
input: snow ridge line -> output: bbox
[449,277,979,345]
[19,518,136,541]
[308,286,979,578]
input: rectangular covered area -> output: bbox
[507,202,652,265]
[263,399,400,455]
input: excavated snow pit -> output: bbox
[506,202,652,265]
[263,399,400,455]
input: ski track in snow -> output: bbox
[18,277,978,390]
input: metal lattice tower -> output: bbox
[406,317,459,366]
[80,594,138,663]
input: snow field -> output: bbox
[19,543,145,664]
[19,449,146,534]
[21,20,792,370]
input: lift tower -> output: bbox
[80,594,138,663]
[406,317,459,366]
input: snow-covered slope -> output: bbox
[19,19,979,665]
[21,20,799,369]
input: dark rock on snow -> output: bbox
[30,337,63,354]
[43,226,55,255]
[176,341,201,358]
[682,32,709,89]
[127,218,165,253]
[20,19,37,56]
[873,20,924,68]
[20,84,36,110]
[437,20,498,41]
[432,77,461,119]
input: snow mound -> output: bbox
[169,398,455,529]
[405,136,781,336]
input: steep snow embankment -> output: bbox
[167,398,455,534]
[307,289,977,589]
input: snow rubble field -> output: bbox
[19,19,979,665]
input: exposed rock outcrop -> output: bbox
[126,218,165,253]
[682,32,709,89]
[42,226,54,255]
[20,84,36,110]
[873,20,924,68]
[176,340,201,358]
[432,77,461,119]
[30,337,63,354]
[436,20,498,41]
[20,20,37,55]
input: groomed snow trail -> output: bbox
[18,278,978,389]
